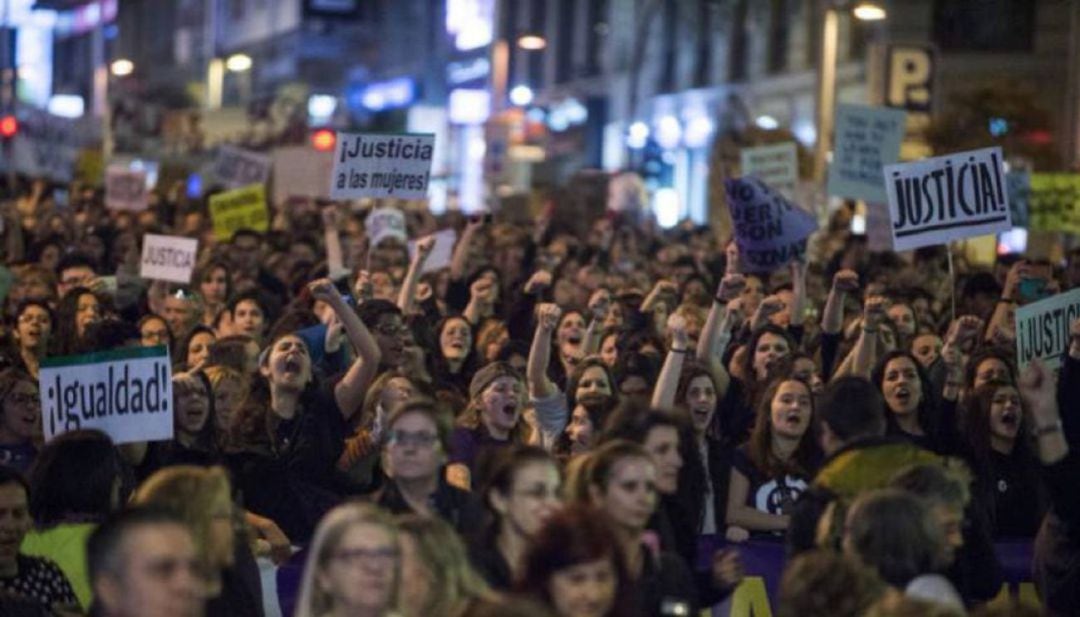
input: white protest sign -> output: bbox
[272,146,333,206]
[330,132,435,200]
[39,346,173,445]
[140,234,198,284]
[214,145,272,189]
[1015,288,1080,370]
[864,202,893,252]
[828,104,907,203]
[105,166,148,211]
[366,207,407,247]
[408,228,457,274]
[740,143,797,200]
[884,146,1011,252]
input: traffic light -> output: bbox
[311,128,335,152]
[0,115,17,139]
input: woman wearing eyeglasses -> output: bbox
[0,368,42,474]
[7,300,53,379]
[295,502,401,617]
[372,399,471,529]
[468,445,561,590]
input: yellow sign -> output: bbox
[1029,174,1080,235]
[208,184,268,241]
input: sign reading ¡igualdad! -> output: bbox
[1015,288,1080,370]
[330,132,435,200]
[884,146,1011,252]
[39,345,173,445]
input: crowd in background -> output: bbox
[0,175,1075,617]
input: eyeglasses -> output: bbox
[513,486,561,501]
[374,323,410,337]
[387,430,438,448]
[330,547,399,567]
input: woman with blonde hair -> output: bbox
[130,465,262,616]
[295,502,401,617]
[396,514,497,617]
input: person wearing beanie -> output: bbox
[446,362,529,490]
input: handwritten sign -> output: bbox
[884,147,1011,252]
[140,234,198,284]
[726,177,818,272]
[408,228,457,274]
[330,132,435,199]
[1015,288,1080,370]
[105,166,148,211]
[740,143,797,200]
[214,145,272,189]
[828,104,906,203]
[365,207,407,247]
[1029,173,1080,235]
[272,146,333,206]
[209,184,269,241]
[39,346,173,445]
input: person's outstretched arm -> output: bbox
[652,314,690,411]
[397,235,435,315]
[310,279,382,421]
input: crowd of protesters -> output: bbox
[0,175,1075,617]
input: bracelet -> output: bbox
[862,328,878,334]
[670,348,689,354]
[1034,420,1063,437]
[714,295,728,306]
[998,298,1015,304]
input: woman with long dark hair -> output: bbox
[726,376,820,538]
[53,287,102,356]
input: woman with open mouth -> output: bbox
[427,315,479,399]
[225,278,383,543]
[9,300,53,379]
[958,381,1045,538]
[726,324,796,443]
[448,362,529,490]
[872,350,960,456]
[726,376,820,540]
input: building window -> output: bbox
[585,0,608,77]
[932,0,1035,51]
[693,0,713,86]
[556,0,575,82]
[730,0,749,81]
[767,0,789,74]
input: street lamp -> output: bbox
[812,0,888,182]
[110,58,134,77]
[516,34,547,50]
[225,53,252,72]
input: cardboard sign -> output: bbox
[140,234,198,284]
[740,143,797,200]
[1015,288,1080,370]
[725,176,818,272]
[272,146,333,206]
[365,207,407,247]
[1029,174,1080,235]
[209,184,269,241]
[39,346,173,445]
[408,228,457,274]
[828,104,906,203]
[864,202,894,252]
[330,132,435,199]
[214,145,272,189]
[1006,171,1030,228]
[105,166,148,211]
[884,147,1011,252]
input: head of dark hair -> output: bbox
[78,318,140,354]
[356,299,403,330]
[598,398,683,446]
[748,377,820,478]
[177,325,215,368]
[30,429,122,527]
[385,398,454,454]
[565,356,615,411]
[818,376,887,443]
[739,324,797,387]
[964,348,1016,390]
[778,550,884,617]
[0,465,30,496]
[226,290,269,320]
[55,252,97,278]
[518,505,635,615]
[845,489,946,588]
[890,462,971,510]
[478,445,557,538]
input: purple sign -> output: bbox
[726,176,818,273]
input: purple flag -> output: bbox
[726,176,818,272]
